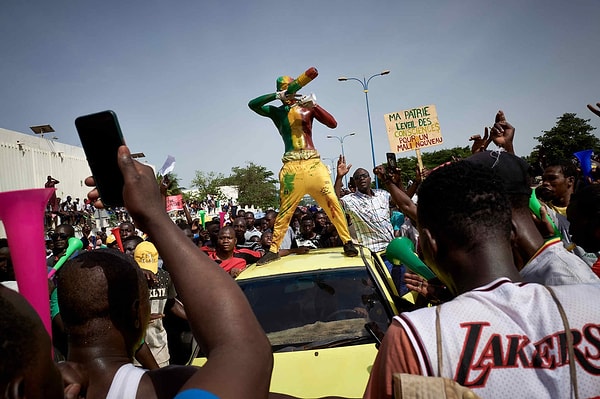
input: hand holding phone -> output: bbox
[386,153,398,171]
[385,152,402,185]
[75,110,126,207]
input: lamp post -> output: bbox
[322,157,337,182]
[338,70,390,188]
[327,132,356,187]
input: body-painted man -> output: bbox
[248,70,358,264]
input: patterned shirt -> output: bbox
[295,233,322,249]
[340,189,394,252]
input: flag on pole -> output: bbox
[158,155,176,176]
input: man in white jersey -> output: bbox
[364,161,600,399]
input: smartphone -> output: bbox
[386,152,398,170]
[75,110,126,207]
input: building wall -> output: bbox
[0,127,92,237]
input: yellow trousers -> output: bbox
[270,158,352,252]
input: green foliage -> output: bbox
[191,171,226,202]
[221,162,278,210]
[182,190,202,203]
[531,113,599,166]
[155,173,183,196]
[391,146,471,186]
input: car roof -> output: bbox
[237,247,367,280]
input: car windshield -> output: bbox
[239,267,391,351]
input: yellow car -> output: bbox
[192,246,408,398]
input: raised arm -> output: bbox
[588,102,600,117]
[469,127,491,154]
[489,110,515,155]
[373,165,417,223]
[312,104,337,129]
[248,93,278,117]
[334,155,352,199]
[88,146,273,399]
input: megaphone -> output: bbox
[298,93,317,108]
[284,67,318,96]
[0,188,54,338]
[529,189,560,238]
[574,149,594,180]
[111,226,124,252]
[386,237,436,280]
[47,237,83,279]
[199,209,206,228]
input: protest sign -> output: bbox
[384,104,443,153]
[166,194,184,213]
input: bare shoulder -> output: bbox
[139,366,199,399]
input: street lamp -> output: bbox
[322,157,337,182]
[338,70,390,188]
[327,132,356,187]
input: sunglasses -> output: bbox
[51,233,69,240]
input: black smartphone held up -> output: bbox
[75,110,126,207]
[386,152,398,170]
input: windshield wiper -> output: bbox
[301,335,373,350]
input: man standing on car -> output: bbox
[248,69,358,265]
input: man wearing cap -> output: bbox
[248,72,358,265]
[466,111,596,284]
[134,241,178,367]
[465,150,597,285]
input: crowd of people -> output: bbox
[2,93,600,399]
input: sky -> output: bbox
[2,0,599,188]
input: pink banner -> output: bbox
[166,194,184,213]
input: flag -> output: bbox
[158,155,176,176]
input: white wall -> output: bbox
[0,128,92,237]
[0,128,91,196]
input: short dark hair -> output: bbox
[57,249,145,353]
[0,288,40,385]
[562,161,579,179]
[233,217,247,226]
[546,160,578,179]
[417,161,512,249]
[301,214,315,224]
[220,225,235,235]
[266,210,277,218]
[122,235,144,247]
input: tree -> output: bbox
[191,171,225,202]
[221,162,278,210]
[155,172,183,196]
[391,146,472,187]
[530,113,600,167]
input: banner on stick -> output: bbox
[384,104,443,153]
